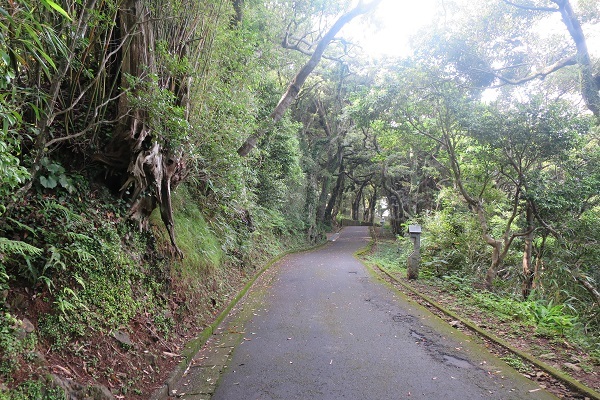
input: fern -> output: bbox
[43,200,83,223]
[5,217,36,236]
[0,238,43,289]
[66,231,96,246]
[0,237,42,258]
[68,248,97,264]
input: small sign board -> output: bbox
[408,225,422,234]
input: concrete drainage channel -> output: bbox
[370,262,600,400]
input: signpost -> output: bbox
[407,224,421,280]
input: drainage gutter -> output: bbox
[371,263,600,400]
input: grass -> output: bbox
[0,380,65,400]
[161,189,224,282]
[364,238,411,276]
[500,355,532,373]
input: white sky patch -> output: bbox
[342,0,439,57]
[343,0,599,59]
[586,23,600,57]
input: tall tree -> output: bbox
[237,0,383,156]
[416,0,600,120]
[469,97,584,292]
[499,0,600,119]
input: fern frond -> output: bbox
[6,217,37,236]
[0,237,43,257]
[43,201,83,222]
[69,247,98,264]
[66,231,96,245]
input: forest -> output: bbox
[0,0,598,398]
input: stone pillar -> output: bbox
[407,225,421,280]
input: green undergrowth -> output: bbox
[152,186,308,313]
[364,238,411,276]
[0,184,172,396]
[0,182,309,397]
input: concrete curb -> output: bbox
[369,261,600,400]
[149,239,329,400]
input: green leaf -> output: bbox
[0,50,9,66]
[47,163,64,174]
[40,175,57,189]
[58,174,74,193]
[40,0,72,21]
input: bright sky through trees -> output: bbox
[345,0,439,57]
[347,0,600,58]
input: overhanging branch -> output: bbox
[485,55,577,87]
[501,0,559,12]
[237,0,384,157]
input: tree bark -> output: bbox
[366,186,377,223]
[555,0,600,119]
[573,272,600,306]
[351,180,368,221]
[97,0,188,257]
[324,167,345,225]
[315,176,331,224]
[502,0,600,120]
[230,0,244,27]
[521,203,535,299]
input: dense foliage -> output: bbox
[0,0,598,396]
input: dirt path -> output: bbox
[172,226,557,400]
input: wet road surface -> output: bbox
[182,226,557,400]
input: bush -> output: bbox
[420,191,488,277]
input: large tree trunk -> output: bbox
[315,176,331,224]
[521,204,535,299]
[230,0,244,27]
[474,201,507,290]
[351,181,367,221]
[502,0,600,120]
[557,0,600,119]
[324,169,345,226]
[304,172,320,242]
[97,0,187,257]
[485,241,503,290]
[364,187,377,224]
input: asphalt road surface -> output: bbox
[210,226,556,400]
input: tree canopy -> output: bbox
[0,0,599,396]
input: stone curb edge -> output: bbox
[367,258,600,400]
[149,239,330,400]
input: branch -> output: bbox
[486,55,577,87]
[505,227,536,255]
[45,93,128,148]
[237,0,383,156]
[381,164,411,219]
[501,0,559,12]
[572,267,600,305]
[52,31,132,120]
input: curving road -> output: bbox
[175,226,557,400]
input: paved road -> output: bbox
[176,226,557,400]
